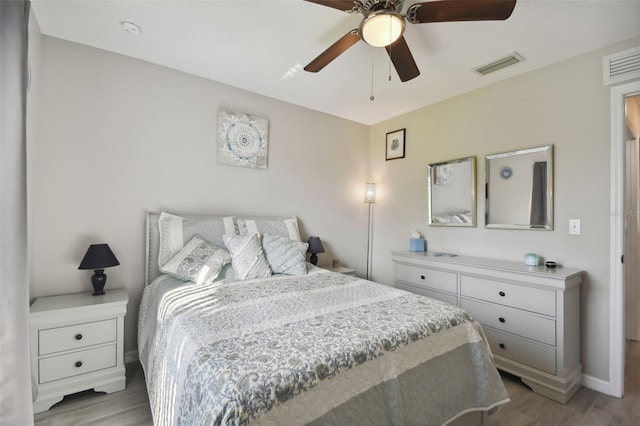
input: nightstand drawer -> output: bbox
[396,264,456,294]
[39,319,117,355]
[39,344,116,384]
[460,276,555,316]
[461,298,555,345]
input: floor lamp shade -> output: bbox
[364,182,377,203]
[78,244,120,296]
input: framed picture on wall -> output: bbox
[385,128,406,161]
[217,109,269,169]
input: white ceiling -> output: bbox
[31,0,640,125]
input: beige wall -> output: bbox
[27,8,43,298]
[369,37,640,383]
[30,29,640,385]
[31,37,370,352]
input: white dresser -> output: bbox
[30,288,128,413]
[391,251,582,404]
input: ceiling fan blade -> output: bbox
[385,36,420,82]
[304,0,361,13]
[304,30,360,73]
[408,0,517,24]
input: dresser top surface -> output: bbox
[391,251,583,280]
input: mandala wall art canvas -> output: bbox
[217,109,269,169]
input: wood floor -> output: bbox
[34,341,640,426]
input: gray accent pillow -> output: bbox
[160,236,231,285]
[223,233,272,280]
[262,234,308,276]
[158,212,227,267]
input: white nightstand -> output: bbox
[322,266,357,276]
[30,288,128,413]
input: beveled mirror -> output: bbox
[427,156,476,227]
[485,145,553,230]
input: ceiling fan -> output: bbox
[304,0,517,82]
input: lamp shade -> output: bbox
[78,244,120,270]
[364,182,377,203]
[307,236,325,254]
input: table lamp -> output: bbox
[78,244,120,295]
[307,236,325,266]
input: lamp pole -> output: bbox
[366,201,373,280]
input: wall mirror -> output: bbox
[485,145,553,230]
[427,156,476,227]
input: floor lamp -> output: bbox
[364,183,376,280]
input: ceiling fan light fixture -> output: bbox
[360,11,405,47]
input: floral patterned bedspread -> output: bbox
[138,271,508,426]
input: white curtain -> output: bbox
[0,0,34,425]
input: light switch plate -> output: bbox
[569,219,581,235]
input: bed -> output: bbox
[138,212,509,425]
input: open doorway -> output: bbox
[625,94,640,342]
[624,94,640,395]
[623,94,640,393]
[610,81,640,399]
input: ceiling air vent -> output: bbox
[474,52,525,76]
[603,47,640,86]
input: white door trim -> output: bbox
[610,80,640,398]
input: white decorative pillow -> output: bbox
[160,236,231,285]
[223,233,272,280]
[262,234,308,276]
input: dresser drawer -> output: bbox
[39,319,117,355]
[396,264,457,295]
[460,276,555,316]
[396,282,458,307]
[485,328,556,375]
[39,344,116,384]
[461,298,555,345]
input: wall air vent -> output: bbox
[603,47,640,86]
[474,52,525,76]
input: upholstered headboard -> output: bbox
[145,212,300,286]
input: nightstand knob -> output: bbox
[75,361,83,368]
[420,275,426,280]
[75,334,83,340]
[499,291,506,297]
[499,343,505,349]
[499,317,506,323]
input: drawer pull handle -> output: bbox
[499,291,506,297]
[75,334,83,340]
[499,343,505,349]
[420,275,425,280]
[499,317,506,323]
[75,361,83,368]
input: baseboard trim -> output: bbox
[125,350,139,364]
[582,373,610,395]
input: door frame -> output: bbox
[610,80,640,398]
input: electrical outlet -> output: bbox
[332,259,340,268]
[569,219,581,235]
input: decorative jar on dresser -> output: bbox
[30,288,128,413]
[391,251,583,404]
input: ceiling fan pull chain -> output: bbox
[370,53,375,101]
[387,13,392,82]
[388,47,392,82]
